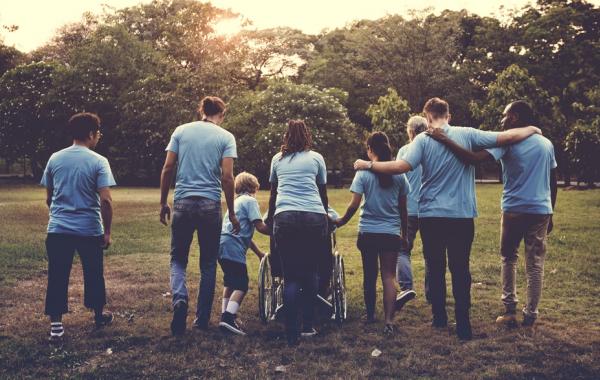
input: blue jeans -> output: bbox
[396,216,419,291]
[273,211,328,340]
[170,197,222,325]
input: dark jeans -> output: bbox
[170,196,222,325]
[419,218,474,321]
[273,211,328,339]
[45,233,106,316]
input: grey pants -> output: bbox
[500,212,551,318]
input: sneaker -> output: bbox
[94,312,114,328]
[301,328,318,337]
[522,314,536,327]
[383,324,394,335]
[170,300,188,336]
[456,312,472,341]
[49,322,64,343]
[219,312,246,336]
[395,290,416,311]
[495,312,518,328]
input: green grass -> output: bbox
[1,185,599,379]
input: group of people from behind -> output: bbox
[39,94,556,346]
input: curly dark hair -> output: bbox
[281,119,312,157]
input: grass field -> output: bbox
[1,184,600,379]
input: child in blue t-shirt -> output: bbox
[218,172,270,335]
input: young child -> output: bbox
[218,172,270,335]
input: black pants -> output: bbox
[45,233,106,316]
[419,218,474,319]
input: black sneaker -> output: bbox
[170,300,188,336]
[383,324,395,335]
[522,314,536,327]
[456,312,472,341]
[94,311,114,328]
[219,312,246,336]
[395,290,416,311]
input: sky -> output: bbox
[0,0,597,52]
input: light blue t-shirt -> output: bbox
[486,134,557,214]
[350,170,410,236]
[397,144,422,217]
[402,124,500,218]
[219,194,263,264]
[40,145,116,236]
[269,150,327,216]
[166,121,237,202]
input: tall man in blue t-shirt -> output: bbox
[41,113,116,342]
[427,100,557,328]
[355,98,541,340]
[160,96,240,336]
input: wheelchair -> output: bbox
[258,230,347,325]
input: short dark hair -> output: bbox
[508,100,535,125]
[199,96,226,117]
[423,97,450,119]
[68,112,101,140]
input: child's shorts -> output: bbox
[218,259,249,292]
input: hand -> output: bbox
[258,251,266,260]
[354,159,370,170]
[102,233,112,249]
[426,127,449,143]
[229,213,241,234]
[527,126,543,135]
[334,218,345,228]
[160,204,171,225]
[547,216,553,234]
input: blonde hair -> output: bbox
[235,172,260,195]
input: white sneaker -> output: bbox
[301,328,318,337]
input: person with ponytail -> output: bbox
[266,120,329,346]
[335,131,410,334]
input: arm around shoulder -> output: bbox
[496,126,542,146]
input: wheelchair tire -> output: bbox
[332,254,347,325]
[258,255,274,324]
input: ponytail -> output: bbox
[366,131,393,188]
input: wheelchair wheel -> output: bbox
[258,255,274,324]
[332,253,347,325]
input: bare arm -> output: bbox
[249,240,265,260]
[318,183,329,212]
[354,159,413,175]
[496,126,542,146]
[427,128,493,165]
[335,192,362,227]
[159,151,177,225]
[99,187,113,248]
[254,219,271,235]
[46,188,52,208]
[221,157,240,234]
[266,182,277,227]
[399,195,408,241]
[548,169,558,234]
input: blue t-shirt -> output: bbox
[350,170,410,236]
[397,144,422,217]
[219,194,263,264]
[166,121,237,202]
[401,124,500,218]
[269,150,327,216]
[40,145,116,236]
[486,134,557,214]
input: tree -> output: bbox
[222,80,362,184]
[366,88,412,151]
[565,123,600,187]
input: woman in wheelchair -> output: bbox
[335,132,409,334]
[266,120,329,346]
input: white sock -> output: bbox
[222,298,230,313]
[225,301,240,315]
[50,322,64,337]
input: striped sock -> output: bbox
[50,322,64,337]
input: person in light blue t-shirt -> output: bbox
[354,97,542,340]
[336,132,410,334]
[159,96,240,336]
[427,100,558,328]
[40,113,116,343]
[217,172,270,336]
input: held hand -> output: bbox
[426,127,449,143]
[160,204,171,225]
[547,216,553,234]
[334,218,345,228]
[102,233,112,250]
[354,159,370,170]
[229,213,241,234]
[528,126,543,135]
